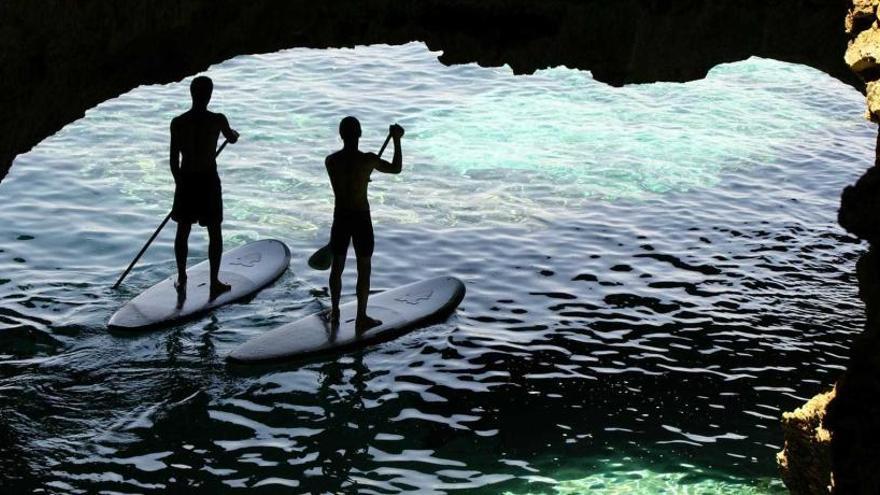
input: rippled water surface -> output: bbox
[0,43,872,493]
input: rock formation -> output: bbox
[0,0,856,181]
[778,1,880,493]
[833,2,880,493]
[778,388,835,494]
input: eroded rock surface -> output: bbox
[778,388,834,494]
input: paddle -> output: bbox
[307,132,393,271]
[112,139,230,288]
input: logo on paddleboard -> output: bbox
[395,289,433,305]
[230,252,262,268]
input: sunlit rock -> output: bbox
[865,80,880,120]
[845,0,877,34]
[778,388,834,494]
[844,25,880,75]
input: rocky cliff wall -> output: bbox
[776,1,880,494]
[826,2,880,493]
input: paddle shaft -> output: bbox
[377,132,392,158]
[112,139,229,288]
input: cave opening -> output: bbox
[0,41,872,493]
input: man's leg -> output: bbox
[355,256,371,320]
[353,212,380,332]
[328,213,350,324]
[355,256,381,332]
[207,223,231,298]
[329,254,345,323]
[174,221,191,288]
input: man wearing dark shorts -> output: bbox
[325,117,404,332]
[169,76,239,300]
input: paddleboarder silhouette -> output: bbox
[325,117,404,332]
[169,76,239,301]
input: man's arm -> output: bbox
[373,124,404,174]
[324,155,333,179]
[325,155,338,194]
[169,119,180,181]
[218,114,240,144]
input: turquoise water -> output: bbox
[0,42,872,493]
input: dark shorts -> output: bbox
[171,173,223,226]
[330,209,374,258]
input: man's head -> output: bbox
[190,76,213,109]
[339,116,362,146]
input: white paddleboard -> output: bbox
[227,276,466,363]
[109,239,291,331]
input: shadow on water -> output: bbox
[55,351,378,493]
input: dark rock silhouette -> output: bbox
[838,131,880,243]
[825,248,880,494]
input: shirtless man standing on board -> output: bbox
[169,76,240,300]
[325,117,404,332]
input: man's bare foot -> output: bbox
[320,308,340,326]
[209,281,231,300]
[355,315,382,334]
[174,277,187,307]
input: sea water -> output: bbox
[0,42,872,493]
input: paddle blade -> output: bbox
[308,244,333,271]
